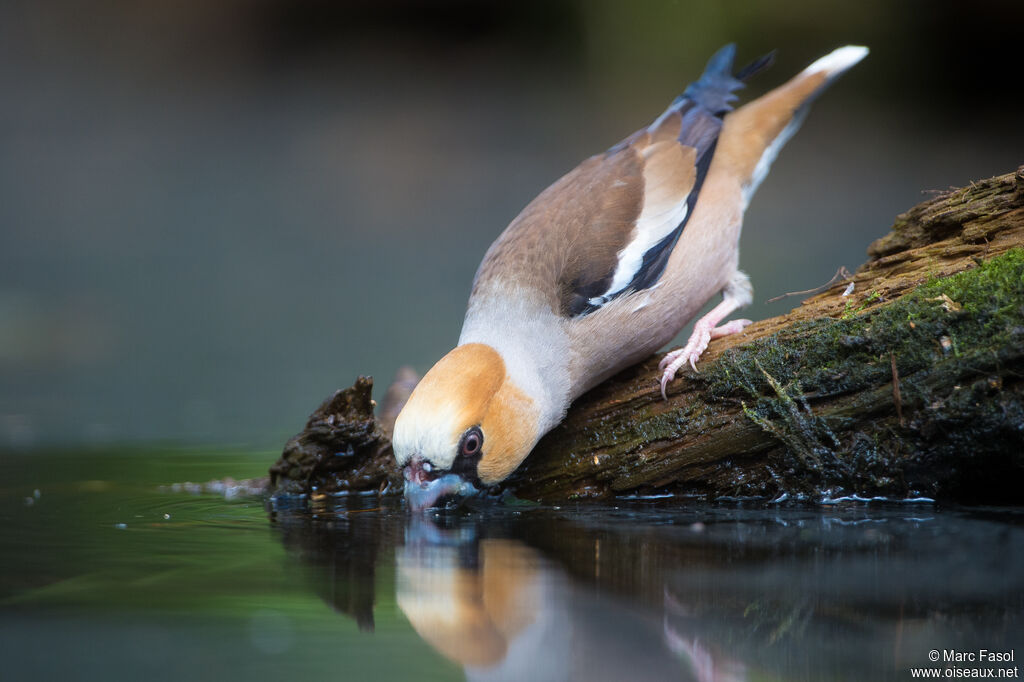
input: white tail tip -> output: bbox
[803,45,869,78]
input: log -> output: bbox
[269,376,401,497]
[269,167,1024,504]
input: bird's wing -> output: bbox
[471,45,771,318]
[571,99,719,316]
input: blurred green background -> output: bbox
[2,0,1022,449]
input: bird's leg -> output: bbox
[660,271,753,399]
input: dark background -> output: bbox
[2,0,1022,449]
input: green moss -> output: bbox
[696,248,1024,500]
[710,249,1024,397]
[839,290,882,320]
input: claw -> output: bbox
[658,319,751,399]
[659,273,754,400]
[659,348,695,399]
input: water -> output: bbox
[2,450,1021,681]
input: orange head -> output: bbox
[393,343,540,510]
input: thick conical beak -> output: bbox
[403,469,479,512]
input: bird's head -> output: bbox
[393,343,539,511]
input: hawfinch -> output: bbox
[394,44,869,510]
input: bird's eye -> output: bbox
[459,426,483,458]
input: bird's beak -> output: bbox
[403,460,479,512]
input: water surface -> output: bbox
[2,450,1021,681]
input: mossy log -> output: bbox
[270,167,1024,504]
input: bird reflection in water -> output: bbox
[273,498,743,681]
[270,497,1024,682]
[397,516,744,681]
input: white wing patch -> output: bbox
[587,143,693,308]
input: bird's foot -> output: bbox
[659,318,752,399]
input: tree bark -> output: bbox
[270,167,1024,504]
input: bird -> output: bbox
[396,519,738,679]
[393,44,869,511]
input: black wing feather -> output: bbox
[573,45,772,317]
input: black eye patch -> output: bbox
[451,426,484,485]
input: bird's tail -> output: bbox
[680,44,776,116]
[718,45,869,206]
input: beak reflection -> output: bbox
[403,459,479,511]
